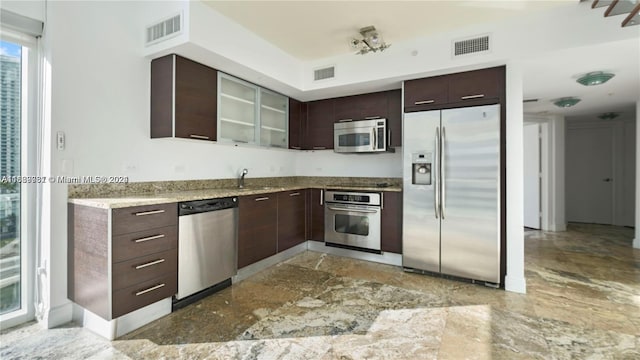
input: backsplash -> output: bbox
[68,176,402,198]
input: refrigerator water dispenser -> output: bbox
[412,153,432,185]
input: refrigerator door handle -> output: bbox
[441,126,446,219]
[434,126,440,219]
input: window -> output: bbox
[0,40,23,316]
[0,31,38,329]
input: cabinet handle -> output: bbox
[337,118,353,122]
[255,197,269,201]
[289,192,301,197]
[461,94,485,100]
[381,192,384,210]
[290,146,301,150]
[133,234,165,243]
[134,209,165,216]
[414,100,435,105]
[135,258,165,270]
[313,146,326,150]
[320,189,323,205]
[189,134,210,140]
[364,116,380,120]
[135,283,165,296]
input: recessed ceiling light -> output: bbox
[576,71,615,86]
[553,97,581,108]
[597,112,620,120]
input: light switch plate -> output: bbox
[56,131,65,150]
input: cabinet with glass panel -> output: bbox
[218,73,288,148]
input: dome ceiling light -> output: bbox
[350,26,391,55]
[553,97,581,108]
[576,71,615,86]
[598,112,620,120]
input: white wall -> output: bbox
[523,123,540,229]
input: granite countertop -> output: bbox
[69,182,401,209]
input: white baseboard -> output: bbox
[75,298,172,340]
[233,242,308,283]
[307,241,402,267]
[505,275,527,294]
[547,223,567,232]
[43,301,73,328]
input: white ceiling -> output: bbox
[204,0,571,60]
[203,0,638,117]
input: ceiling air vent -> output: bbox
[146,13,182,46]
[523,99,539,103]
[314,66,335,81]
[452,34,491,58]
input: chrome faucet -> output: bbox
[238,168,248,189]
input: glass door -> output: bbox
[0,40,23,317]
[218,74,258,144]
[259,89,288,148]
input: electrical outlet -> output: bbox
[56,131,65,150]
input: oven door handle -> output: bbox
[327,206,378,214]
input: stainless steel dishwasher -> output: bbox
[174,196,238,310]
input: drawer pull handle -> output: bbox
[135,258,165,270]
[414,100,435,105]
[289,192,301,197]
[134,209,165,216]
[337,118,353,122]
[364,116,380,119]
[290,146,301,150]
[133,234,165,243]
[190,134,210,140]
[255,197,269,202]
[312,146,326,150]
[461,94,485,100]
[135,283,165,296]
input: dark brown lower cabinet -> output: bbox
[381,192,402,254]
[277,189,307,252]
[309,188,325,242]
[68,203,178,320]
[238,194,278,268]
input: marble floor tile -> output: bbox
[2,223,638,359]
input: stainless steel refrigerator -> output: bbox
[402,104,500,285]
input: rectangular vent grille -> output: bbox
[314,66,335,81]
[146,14,182,45]
[453,35,490,57]
[523,99,539,103]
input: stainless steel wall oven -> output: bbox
[324,190,382,253]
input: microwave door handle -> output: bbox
[372,128,377,151]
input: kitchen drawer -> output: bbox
[112,203,177,236]
[112,272,177,318]
[112,225,177,263]
[448,67,502,103]
[404,75,449,110]
[112,249,177,291]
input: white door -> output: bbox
[566,126,614,224]
[523,124,541,229]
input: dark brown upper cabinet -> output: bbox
[334,91,388,122]
[448,67,502,103]
[404,66,505,112]
[151,54,218,141]
[386,89,402,147]
[404,75,449,111]
[305,99,335,150]
[288,98,303,150]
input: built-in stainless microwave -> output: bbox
[334,118,387,153]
